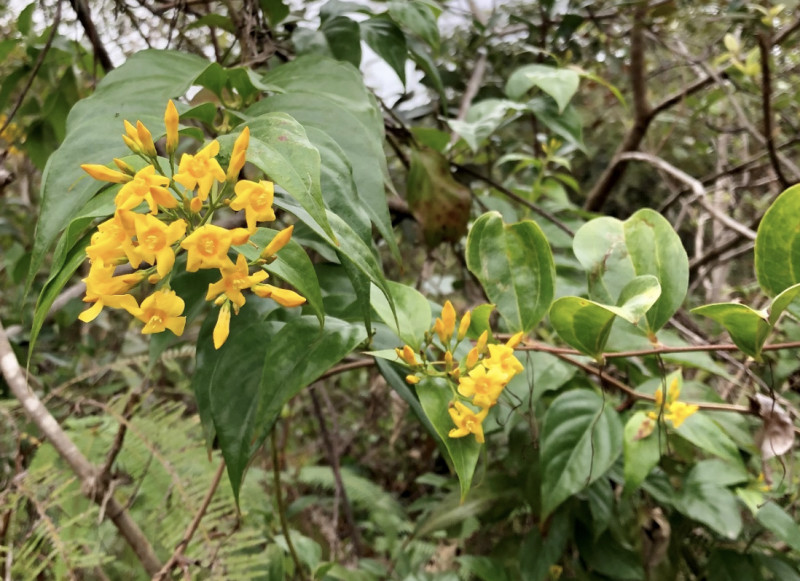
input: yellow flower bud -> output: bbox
[136,120,157,157]
[402,345,418,366]
[81,164,131,184]
[476,330,489,354]
[227,126,250,181]
[444,350,453,370]
[260,225,293,259]
[506,331,524,349]
[466,347,479,369]
[457,311,471,341]
[189,196,203,213]
[405,375,420,385]
[165,100,179,155]
[442,300,456,339]
[112,158,136,175]
[213,302,231,349]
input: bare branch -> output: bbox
[757,32,790,189]
[68,0,114,72]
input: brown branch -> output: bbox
[309,386,363,557]
[0,319,162,575]
[98,390,143,484]
[450,48,488,144]
[152,459,226,580]
[0,0,62,140]
[68,0,114,73]
[453,162,576,237]
[757,32,790,189]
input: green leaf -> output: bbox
[370,281,430,350]
[677,482,742,539]
[236,227,325,326]
[448,99,525,152]
[321,16,362,67]
[525,97,585,152]
[466,211,555,333]
[256,56,398,260]
[519,509,570,581]
[573,208,688,333]
[707,550,759,581]
[375,359,439,440]
[226,113,334,242]
[686,459,749,487]
[675,412,742,465]
[755,183,800,296]
[260,0,290,27]
[361,17,407,85]
[416,378,482,500]
[506,64,580,112]
[691,303,770,360]
[388,0,440,50]
[578,531,644,580]
[756,502,800,552]
[623,411,661,493]
[549,297,616,359]
[28,49,212,294]
[407,37,446,111]
[540,389,623,518]
[768,282,800,324]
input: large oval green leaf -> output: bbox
[540,389,623,518]
[755,184,800,296]
[573,208,688,333]
[416,378,482,501]
[370,281,431,351]
[466,211,555,333]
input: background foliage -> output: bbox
[2,0,800,579]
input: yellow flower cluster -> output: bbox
[79,100,306,349]
[398,301,525,444]
[648,377,698,429]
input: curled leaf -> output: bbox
[753,394,795,459]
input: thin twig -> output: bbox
[98,390,143,484]
[0,320,162,575]
[152,459,226,580]
[453,162,575,236]
[0,0,62,140]
[68,0,114,72]
[270,428,306,580]
[309,386,363,557]
[757,32,790,189]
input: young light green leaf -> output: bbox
[370,281,430,350]
[540,389,623,518]
[505,64,580,112]
[549,297,616,359]
[466,211,555,333]
[691,303,770,360]
[416,378,482,501]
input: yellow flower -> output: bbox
[457,365,509,409]
[395,345,418,366]
[252,284,306,307]
[85,211,137,266]
[260,225,294,259]
[80,163,132,184]
[205,253,268,308]
[448,401,489,443]
[227,126,249,181]
[483,344,524,378]
[132,289,186,335]
[132,214,187,278]
[164,100,179,155]
[122,120,157,157]
[664,401,698,428]
[180,224,250,272]
[457,311,471,341]
[213,302,231,349]
[173,140,226,201]
[506,331,525,349]
[230,179,276,231]
[434,300,457,344]
[115,165,176,214]
[78,262,143,322]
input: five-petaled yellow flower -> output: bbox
[132,214,187,278]
[132,289,186,336]
[115,165,176,214]
[457,365,509,409]
[180,224,250,272]
[173,140,226,201]
[206,253,268,308]
[448,401,489,443]
[230,179,276,231]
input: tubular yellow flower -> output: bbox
[457,311,471,341]
[180,224,249,271]
[165,100,179,155]
[227,126,250,181]
[79,262,144,322]
[260,225,294,259]
[457,365,508,409]
[132,289,186,335]
[664,401,699,428]
[213,302,231,349]
[230,179,276,231]
[252,284,306,307]
[206,253,268,308]
[115,165,176,214]
[86,211,138,266]
[81,163,132,184]
[448,401,489,443]
[132,214,187,278]
[173,140,226,201]
[483,344,524,378]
